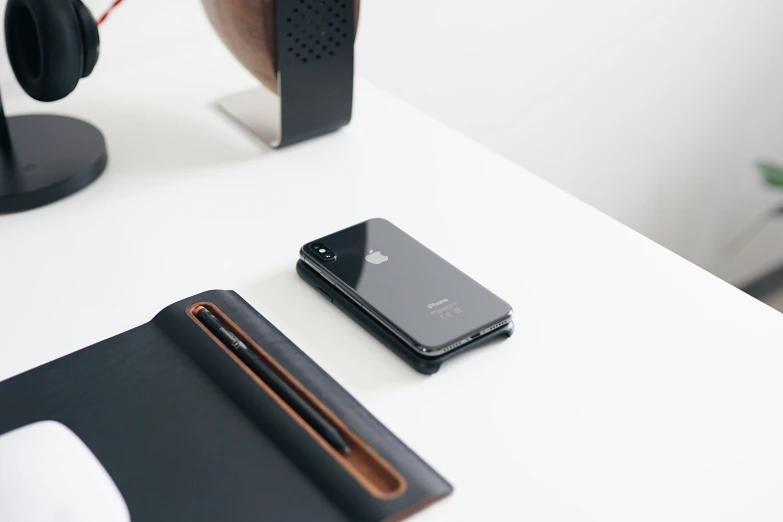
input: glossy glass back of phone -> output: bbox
[302,219,512,351]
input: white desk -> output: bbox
[1,4,783,521]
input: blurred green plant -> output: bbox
[758,161,783,188]
[723,161,783,254]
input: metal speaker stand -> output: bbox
[218,0,354,148]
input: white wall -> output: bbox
[355,0,783,286]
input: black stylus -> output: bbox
[195,306,350,455]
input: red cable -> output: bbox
[97,0,125,25]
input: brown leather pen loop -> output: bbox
[187,301,406,500]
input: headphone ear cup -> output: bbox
[5,0,93,102]
[72,0,99,78]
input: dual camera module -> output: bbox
[310,243,336,262]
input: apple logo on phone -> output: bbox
[365,250,389,265]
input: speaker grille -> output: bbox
[439,320,511,355]
[283,0,351,65]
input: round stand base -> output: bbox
[0,115,107,213]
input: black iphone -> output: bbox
[298,218,513,371]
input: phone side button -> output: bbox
[315,287,333,302]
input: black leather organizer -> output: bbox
[297,261,515,374]
[0,290,452,521]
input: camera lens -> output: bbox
[310,243,336,261]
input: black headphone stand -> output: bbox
[0,94,107,213]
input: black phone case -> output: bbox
[296,260,514,374]
[0,290,453,522]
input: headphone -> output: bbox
[5,0,99,102]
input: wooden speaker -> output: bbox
[203,0,360,121]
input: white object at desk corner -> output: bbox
[0,421,130,522]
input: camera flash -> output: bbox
[319,248,326,253]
